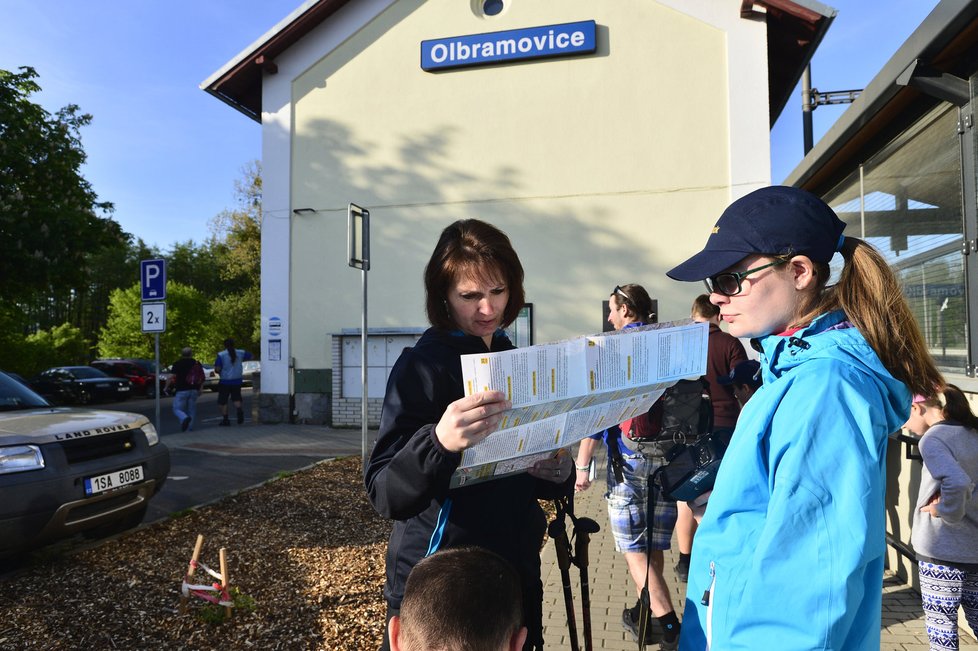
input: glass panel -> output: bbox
[823,106,965,372]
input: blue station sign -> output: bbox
[421,20,596,72]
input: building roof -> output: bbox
[202,0,835,125]
[785,0,978,193]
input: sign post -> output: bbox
[140,259,167,433]
[348,204,370,467]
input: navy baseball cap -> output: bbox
[717,359,762,389]
[667,186,847,281]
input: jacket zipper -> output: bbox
[702,561,716,650]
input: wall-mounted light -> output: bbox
[292,208,317,215]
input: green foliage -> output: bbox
[0,67,120,303]
[98,282,221,364]
[207,160,262,352]
[23,324,90,377]
[0,66,263,369]
[195,586,257,625]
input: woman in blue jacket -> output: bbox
[364,219,573,651]
[666,186,944,650]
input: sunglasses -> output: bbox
[612,285,632,305]
[704,258,789,297]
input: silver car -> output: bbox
[0,371,170,557]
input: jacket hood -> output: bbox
[755,311,911,433]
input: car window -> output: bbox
[0,372,50,410]
[70,367,109,379]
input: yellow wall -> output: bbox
[289,1,745,368]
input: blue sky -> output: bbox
[1,1,942,250]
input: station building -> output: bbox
[205,0,978,596]
[203,0,834,425]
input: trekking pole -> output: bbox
[571,515,600,651]
[549,498,580,651]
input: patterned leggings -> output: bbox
[918,561,978,650]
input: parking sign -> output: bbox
[140,259,167,301]
[141,302,166,333]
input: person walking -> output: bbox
[672,295,748,582]
[574,283,681,650]
[214,338,252,426]
[364,219,572,651]
[904,385,978,650]
[666,185,944,650]
[167,347,204,431]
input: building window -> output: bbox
[823,106,964,372]
[483,0,505,16]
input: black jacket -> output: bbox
[364,327,571,644]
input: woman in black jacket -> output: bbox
[365,219,573,651]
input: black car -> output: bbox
[0,371,170,557]
[30,366,132,405]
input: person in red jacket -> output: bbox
[673,295,748,582]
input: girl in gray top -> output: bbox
[904,384,978,650]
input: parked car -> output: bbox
[202,364,220,391]
[90,359,158,397]
[30,367,132,405]
[241,360,261,387]
[0,370,170,557]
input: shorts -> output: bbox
[217,384,242,405]
[606,451,677,553]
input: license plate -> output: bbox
[84,465,143,495]
[118,386,130,392]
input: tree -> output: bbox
[0,67,119,302]
[208,161,262,352]
[98,282,220,364]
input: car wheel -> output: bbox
[81,505,148,540]
[76,390,92,405]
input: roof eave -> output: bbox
[785,0,978,192]
[200,0,352,123]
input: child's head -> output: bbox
[389,547,526,651]
[690,294,720,323]
[718,359,762,406]
[667,185,944,397]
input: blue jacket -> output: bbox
[214,349,252,385]
[679,311,911,650]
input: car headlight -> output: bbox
[0,445,44,474]
[143,422,160,446]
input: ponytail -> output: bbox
[938,384,978,431]
[224,338,237,364]
[614,283,656,323]
[797,237,944,397]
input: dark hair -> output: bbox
[399,546,522,651]
[919,384,978,431]
[691,294,719,320]
[611,283,655,322]
[424,219,525,330]
[224,338,237,364]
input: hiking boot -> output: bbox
[236,408,244,424]
[674,558,689,583]
[219,418,230,427]
[622,600,661,644]
[180,417,191,432]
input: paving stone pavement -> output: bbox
[541,447,978,650]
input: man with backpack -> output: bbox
[166,347,205,431]
[574,284,681,650]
